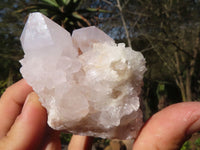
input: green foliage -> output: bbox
[60,133,72,145]
[194,138,200,148]
[0,0,30,94]
[156,83,167,99]
[181,141,191,150]
[0,80,7,95]
[16,0,108,33]
[180,137,200,150]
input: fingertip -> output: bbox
[41,131,61,150]
[21,92,42,116]
[68,135,93,150]
[5,92,47,150]
[133,102,200,150]
[0,79,33,138]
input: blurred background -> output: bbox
[0,0,200,149]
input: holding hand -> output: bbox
[1,80,200,150]
[0,80,60,150]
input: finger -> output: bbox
[132,102,200,150]
[0,92,47,150]
[42,134,61,150]
[41,127,61,150]
[68,135,93,150]
[0,79,32,138]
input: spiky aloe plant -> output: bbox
[17,0,108,33]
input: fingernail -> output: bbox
[23,93,31,107]
[22,92,38,114]
[187,118,200,136]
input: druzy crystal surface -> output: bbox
[20,12,146,139]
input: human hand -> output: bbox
[0,79,61,150]
[2,80,200,150]
[132,102,200,150]
[69,102,200,150]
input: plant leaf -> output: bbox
[55,0,65,6]
[72,12,90,26]
[86,7,110,13]
[41,0,59,7]
[62,0,70,5]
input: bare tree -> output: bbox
[135,0,200,101]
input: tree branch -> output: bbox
[116,0,132,47]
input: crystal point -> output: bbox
[20,12,77,58]
[20,12,146,140]
[72,26,115,52]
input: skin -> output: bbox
[0,80,60,150]
[0,79,200,150]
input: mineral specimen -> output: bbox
[20,12,146,139]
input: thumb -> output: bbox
[0,92,47,150]
[133,102,200,150]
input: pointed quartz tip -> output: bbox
[72,26,115,52]
[20,12,77,58]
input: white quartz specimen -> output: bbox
[20,12,146,139]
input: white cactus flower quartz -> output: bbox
[20,12,146,139]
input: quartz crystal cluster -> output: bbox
[20,12,146,139]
